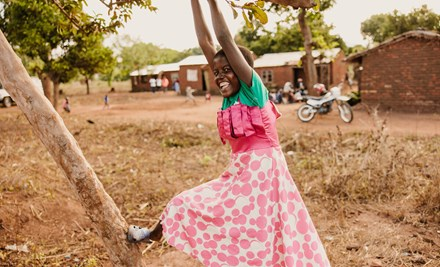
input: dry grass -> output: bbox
[0,103,439,266]
[60,80,132,96]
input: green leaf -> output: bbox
[242,11,254,30]
[313,0,321,11]
[252,5,268,25]
[231,7,238,19]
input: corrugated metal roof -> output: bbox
[254,48,341,68]
[177,55,208,66]
[346,30,440,62]
[129,63,180,76]
[130,49,342,76]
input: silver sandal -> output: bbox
[127,225,151,243]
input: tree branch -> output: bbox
[50,0,81,30]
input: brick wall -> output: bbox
[179,65,203,95]
[179,65,218,96]
[361,38,440,112]
[131,71,178,92]
[255,66,293,90]
[331,51,347,86]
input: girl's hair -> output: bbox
[214,46,254,68]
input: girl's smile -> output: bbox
[213,56,240,98]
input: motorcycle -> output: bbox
[296,83,353,123]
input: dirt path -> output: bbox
[65,92,440,136]
[2,92,438,136]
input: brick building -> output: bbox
[130,63,179,92]
[346,30,440,112]
[254,49,346,90]
[130,49,346,95]
[177,55,215,96]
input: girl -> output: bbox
[128,0,331,266]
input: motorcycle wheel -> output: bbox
[297,104,315,122]
[338,102,353,123]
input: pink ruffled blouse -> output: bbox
[216,101,282,153]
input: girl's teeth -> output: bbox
[220,82,229,89]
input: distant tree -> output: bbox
[0,0,116,103]
[0,0,71,104]
[116,41,194,80]
[236,0,340,92]
[67,34,116,94]
[361,5,440,43]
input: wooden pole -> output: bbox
[0,29,147,267]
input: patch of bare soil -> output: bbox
[0,92,439,266]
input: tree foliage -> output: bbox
[0,0,117,95]
[361,5,440,43]
[112,39,187,80]
[236,13,346,56]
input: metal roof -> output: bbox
[177,55,208,66]
[129,63,180,76]
[130,49,343,76]
[254,48,341,68]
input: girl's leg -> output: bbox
[149,220,163,242]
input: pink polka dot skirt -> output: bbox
[160,147,331,266]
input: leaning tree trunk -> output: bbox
[298,7,318,95]
[0,30,147,267]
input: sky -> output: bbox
[86,0,440,51]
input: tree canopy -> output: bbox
[361,5,440,43]
[235,13,346,56]
[111,36,197,80]
[0,0,116,96]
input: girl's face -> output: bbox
[213,56,240,98]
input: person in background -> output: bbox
[205,91,211,102]
[297,77,307,96]
[283,81,295,103]
[103,94,110,109]
[184,86,197,105]
[173,78,181,95]
[62,97,70,113]
[276,88,284,104]
[161,75,170,93]
[155,76,162,93]
[149,77,157,93]
[269,89,276,103]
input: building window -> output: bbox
[141,75,148,84]
[262,70,273,83]
[187,69,198,81]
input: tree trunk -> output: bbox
[0,29,147,267]
[39,72,53,105]
[298,8,318,95]
[53,80,60,111]
[86,76,90,95]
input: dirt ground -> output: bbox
[68,92,439,137]
[0,92,439,267]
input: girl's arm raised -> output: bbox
[191,0,217,70]
[207,0,253,87]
